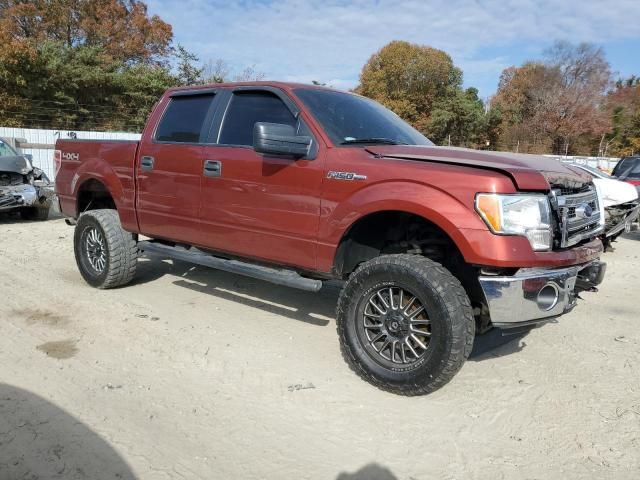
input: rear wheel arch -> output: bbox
[76,178,117,215]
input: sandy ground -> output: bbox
[0,213,639,480]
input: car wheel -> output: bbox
[74,209,138,289]
[337,254,474,395]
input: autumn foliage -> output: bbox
[356,41,487,147]
[358,40,639,156]
[490,42,611,155]
[0,0,175,131]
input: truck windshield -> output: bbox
[294,88,433,147]
[0,140,18,157]
[616,158,640,179]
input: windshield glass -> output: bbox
[618,159,640,179]
[294,88,433,146]
[0,139,18,157]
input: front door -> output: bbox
[136,91,218,243]
[199,89,324,271]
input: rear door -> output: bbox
[136,90,219,242]
[198,88,324,270]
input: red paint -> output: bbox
[55,82,603,276]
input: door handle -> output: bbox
[140,156,155,171]
[204,160,222,177]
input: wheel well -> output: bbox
[77,179,116,214]
[334,211,490,330]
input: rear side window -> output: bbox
[155,94,215,143]
[218,91,296,146]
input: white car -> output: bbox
[570,163,639,248]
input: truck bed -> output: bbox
[55,139,140,232]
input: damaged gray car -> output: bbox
[0,138,53,220]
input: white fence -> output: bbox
[543,155,620,172]
[0,127,141,180]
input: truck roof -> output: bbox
[166,81,335,95]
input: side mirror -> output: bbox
[24,153,33,162]
[253,122,312,158]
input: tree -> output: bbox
[0,0,177,131]
[606,77,640,156]
[175,45,203,86]
[492,41,611,154]
[356,41,463,130]
[233,64,266,82]
[426,88,486,147]
[200,59,266,84]
[0,0,172,64]
[202,59,230,83]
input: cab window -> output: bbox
[218,91,297,146]
[155,94,216,143]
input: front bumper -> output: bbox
[605,202,640,238]
[479,261,606,328]
[0,184,38,211]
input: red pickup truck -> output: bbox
[55,82,606,395]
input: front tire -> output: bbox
[74,209,138,289]
[337,254,474,395]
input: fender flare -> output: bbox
[321,181,487,270]
[71,159,124,215]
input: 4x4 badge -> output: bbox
[327,171,367,181]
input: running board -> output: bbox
[138,241,323,292]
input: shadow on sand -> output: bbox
[0,383,137,480]
[134,253,342,327]
[337,463,398,480]
[0,210,62,225]
[135,253,540,359]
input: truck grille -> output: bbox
[552,185,603,248]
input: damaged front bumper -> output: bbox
[479,261,606,328]
[0,183,53,211]
[605,202,640,238]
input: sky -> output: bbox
[145,0,640,98]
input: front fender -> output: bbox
[317,180,487,271]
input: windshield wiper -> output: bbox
[340,137,408,145]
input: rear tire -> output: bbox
[74,209,138,289]
[336,254,474,395]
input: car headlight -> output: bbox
[475,193,552,251]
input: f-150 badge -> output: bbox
[327,171,367,181]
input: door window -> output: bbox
[155,94,216,143]
[218,91,297,146]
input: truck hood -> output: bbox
[0,155,33,175]
[366,145,591,191]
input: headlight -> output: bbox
[475,193,552,251]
